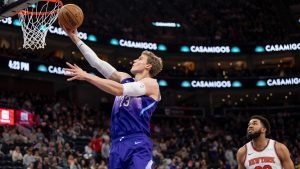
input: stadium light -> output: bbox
[158,80,168,87]
[39,25,47,32]
[13,19,22,26]
[180,46,190,53]
[110,38,119,46]
[158,44,167,51]
[28,4,37,8]
[232,81,242,87]
[255,46,265,53]
[230,47,241,53]
[37,64,47,72]
[181,81,191,88]
[256,80,266,87]
[87,35,97,42]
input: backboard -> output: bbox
[0,0,40,19]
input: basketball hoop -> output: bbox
[18,0,63,50]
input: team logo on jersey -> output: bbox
[134,141,142,145]
[248,157,275,166]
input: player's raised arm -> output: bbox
[64,63,159,99]
[236,146,246,169]
[60,25,131,82]
[275,142,294,169]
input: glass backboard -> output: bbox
[0,0,40,19]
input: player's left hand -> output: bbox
[64,62,88,81]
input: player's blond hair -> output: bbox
[142,50,163,77]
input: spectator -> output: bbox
[101,136,110,162]
[67,154,80,169]
[23,147,36,167]
[90,134,103,162]
[28,128,38,144]
[84,142,93,159]
[224,147,237,168]
[11,146,23,162]
[36,127,46,141]
[98,159,108,169]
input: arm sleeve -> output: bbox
[122,81,146,96]
[76,40,117,79]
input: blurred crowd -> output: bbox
[285,0,300,6]
[0,91,300,169]
[0,91,111,169]
[62,0,291,44]
[159,65,299,79]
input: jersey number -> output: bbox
[119,96,130,107]
[255,165,272,169]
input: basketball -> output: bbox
[58,4,84,30]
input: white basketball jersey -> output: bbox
[244,139,282,169]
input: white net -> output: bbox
[18,0,62,50]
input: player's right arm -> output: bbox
[61,26,131,82]
[237,146,247,169]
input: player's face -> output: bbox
[130,54,150,75]
[247,119,265,139]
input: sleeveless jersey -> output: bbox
[110,78,158,140]
[244,139,282,169]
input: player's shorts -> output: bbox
[109,133,153,169]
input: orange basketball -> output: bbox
[58,4,84,30]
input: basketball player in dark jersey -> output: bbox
[62,27,163,169]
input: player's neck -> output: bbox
[252,137,269,150]
[135,72,150,81]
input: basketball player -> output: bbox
[61,26,163,169]
[236,115,294,169]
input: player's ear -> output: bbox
[145,63,152,70]
[261,127,267,133]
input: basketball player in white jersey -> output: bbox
[237,115,294,169]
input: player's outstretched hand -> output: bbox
[64,62,88,81]
[59,21,78,40]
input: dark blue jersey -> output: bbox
[110,78,158,140]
